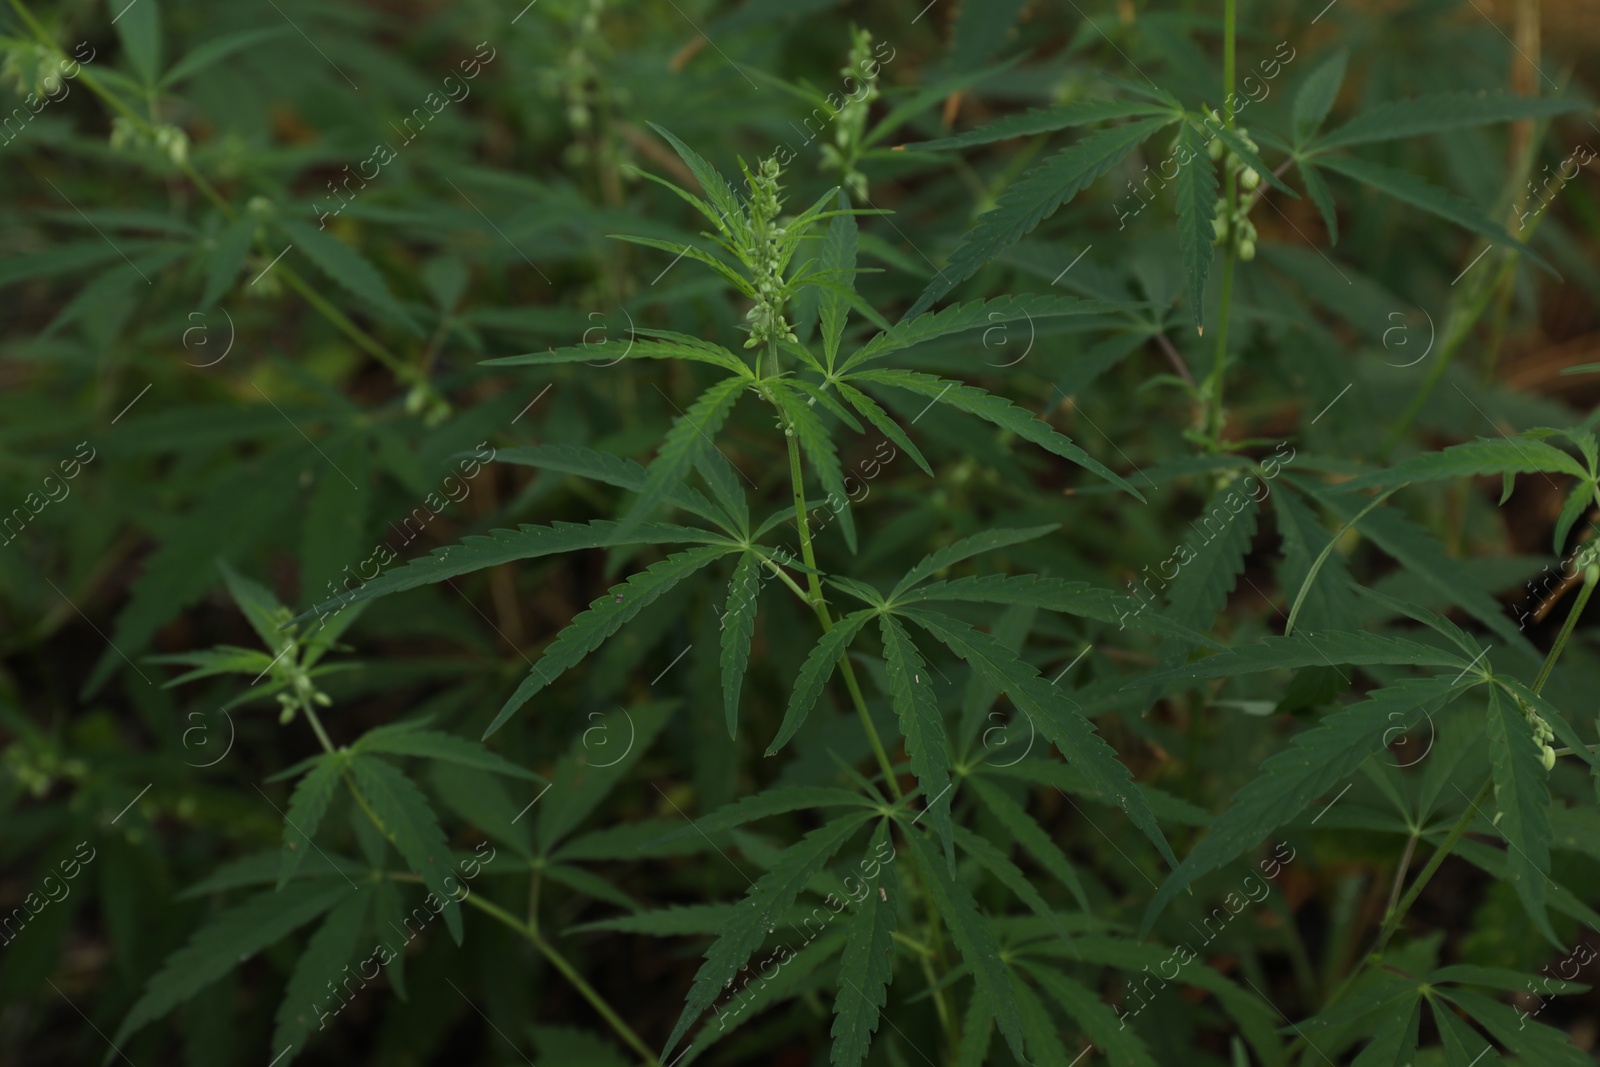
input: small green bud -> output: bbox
[1541,745,1557,772]
[1239,238,1256,261]
[1241,167,1260,190]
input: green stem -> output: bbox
[1533,562,1598,694]
[302,702,337,754]
[782,421,902,798]
[457,890,659,1066]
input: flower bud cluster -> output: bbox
[742,155,798,349]
[1206,115,1260,261]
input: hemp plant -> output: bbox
[258,132,1265,1065]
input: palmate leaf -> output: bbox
[1024,962,1161,1067]
[1437,987,1593,1067]
[1484,687,1558,944]
[905,116,1173,318]
[1349,996,1422,1066]
[620,376,749,537]
[833,381,932,476]
[347,755,463,943]
[902,609,1176,868]
[904,830,1027,1060]
[894,574,1224,645]
[1011,974,1072,1064]
[289,519,728,625]
[843,293,1121,373]
[493,443,725,526]
[878,616,955,865]
[1292,50,1349,145]
[484,335,753,377]
[646,123,749,242]
[1316,92,1590,151]
[766,610,876,755]
[279,753,346,888]
[537,703,674,852]
[570,903,736,937]
[352,727,543,782]
[1154,486,1260,663]
[270,889,372,1064]
[772,382,857,552]
[719,553,761,737]
[829,822,898,1067]
[1317,155,1550,272]
[1135,630,1471,689]
[905,100,1174,153]
[968,776,1090,911]
[952,825,1063,935]
[891,525,1058,597]
[1141,673,1480,932]
[1297,159,1340,243]
[681,932,847,1066]
[852,369,1145,500]
[1308,486,1542,662]
[1340,437,1589,489]
[1173,121,1218,331]
[1022,935,1283,1064]
[660,813,873,1059]
[483,547,727,737]
[819,191,857,371]
[648,787,875,847]
[277,220,422,335]
[113,880,352,1046]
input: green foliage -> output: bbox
[8,1,1600,1064]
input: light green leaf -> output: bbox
[277,220,422,334]
[661,814,873,1059]
[1135,630,1470,689]
[904,609,1176,868]
[906,100,1174,152]
[1174,121,1218,331]
[1484,687,1558,944]
[620,377,748,536]
[819,191,857,371]
[1341,437,1588,489]
[347,755,463,943]
[830,822,898,1067]
[1141,673,1479,932]
[269,889,372,1063]
[968,776,1090,911]
[113,880,351,1046]
[111,0,163,83]
[493,443,724,525]
[161,26,292,87]
[1317,92,1590,150]
[766,610,876,755]
[891,525,1058,598]
[844,294,1120,373]
[879,616,955,864]
[1316,155,1548,271]
[483,546,727,737]
[720,553,761,737]
[833,380,932,476]
[353,728,542,782]
[1298,159,1340,243]
[1025,963,1160,1067]
[1292,50,1348,145]
[484,335,752,377]
[905,116,1173,318]
[904,830,1026,1060]
[854,369,1144,500]
[279,754,346,888]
